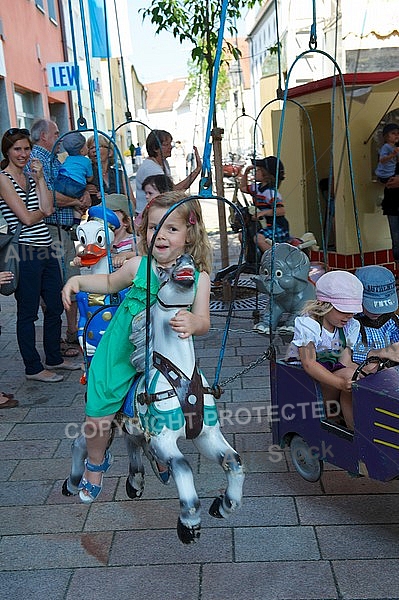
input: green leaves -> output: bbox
[140,1,261,114]
[140,1,262,65]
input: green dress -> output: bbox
[86,256,160,417]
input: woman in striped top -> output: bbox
[0,128,80,382]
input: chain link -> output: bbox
[218,346,275,389]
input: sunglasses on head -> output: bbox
[5,128,30,137]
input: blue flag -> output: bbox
[88,0,109,58]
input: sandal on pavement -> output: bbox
[44,360,81,371]
[60,340,80,358]
[0,393,18,408]
[26,370,64,383]
[79,450,113,504]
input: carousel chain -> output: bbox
[218,346,275,389]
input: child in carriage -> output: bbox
[353,265,399,365]
[286,270,363,430]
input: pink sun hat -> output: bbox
[316,270,363,313]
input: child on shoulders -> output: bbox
[54,132,93,225]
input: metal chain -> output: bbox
[218,346,275,389]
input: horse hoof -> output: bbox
[62,478,79,497]
[177,518,201,544]
[209,495,224,519]
[125,477,143,499]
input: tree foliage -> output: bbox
[140,0,261,90]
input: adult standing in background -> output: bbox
[171,140,186,181]
[86,134,135,210]
[134,143,143,167]
[135,129,202,214]
[28,119,90,354]
[382,161,399,278]
[0,128,79,381]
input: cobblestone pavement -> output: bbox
[1,228,399,600]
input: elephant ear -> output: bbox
[284,246,310,284]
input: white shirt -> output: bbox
[286,315,360,360]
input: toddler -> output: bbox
[375,123,399,184]
[142,173,174,203]
[54,132,93,224]
[105,193,136,266]
[353,265,399,364]
[134,174,174,230]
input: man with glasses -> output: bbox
[28,118,91,352]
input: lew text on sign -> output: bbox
[47,63,79,92]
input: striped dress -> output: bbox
[0,172,52,246]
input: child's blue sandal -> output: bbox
[78,450,113,504]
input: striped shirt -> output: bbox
[0,172,52,246]
[28,144,75,227]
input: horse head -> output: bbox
[129,254,196,374]
[157,254,196,309]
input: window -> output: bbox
[14,90,39,130]
[47,0,57,22]
[35,0,45,13]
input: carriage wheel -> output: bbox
[290,434,323,482]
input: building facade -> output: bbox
[245,0,399,268]
[0,0,70,133]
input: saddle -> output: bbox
[138,351,214,439]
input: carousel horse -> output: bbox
[122,254,245,544]
[252,242,318,334]
[63,253,244,544]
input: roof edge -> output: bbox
[287,72,399,98]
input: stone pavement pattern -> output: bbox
[1,231,399,599]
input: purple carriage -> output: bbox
[270,359,399,482]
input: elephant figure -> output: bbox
[252,242,316,334]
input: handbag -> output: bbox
[0,223,23,296]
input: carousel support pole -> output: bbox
[212,127,232,302]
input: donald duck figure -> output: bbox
[74,205,129,376]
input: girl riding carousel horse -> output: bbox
[62,191,244,543]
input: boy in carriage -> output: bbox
[353,265,399,365]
